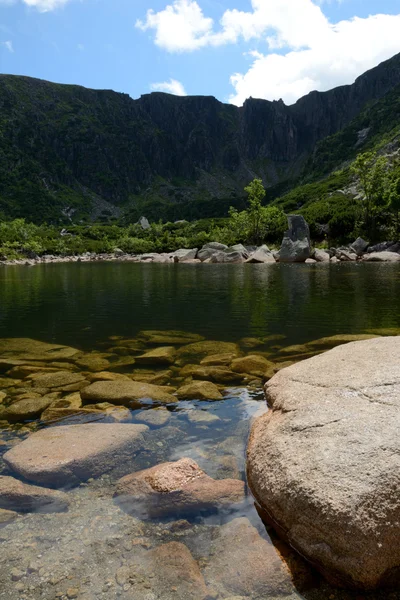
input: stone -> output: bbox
[187,366,244,384]
[0,391,7,403]
[223,251,247,264]
[87,371,131,383]
[314,249,330,262]
[176,381,223,401]
[305,258,317,264]
[200,353,237,366]
[337,249,357,262]
[0,508,17,526]
[0,338,80,362]
[81,380,176,406]
[277,215,312,263]
[50,393,83,409]
[363,251,400,262]
[0,476,70,512]
[246,245,276,264]
[74,355,111,372]
[247,336,400,590]
[351,237,369,256]
[186,410,220,424]
[135,346,176,366]
[173,248,198,262]
[138,216,150,230]
[306,333,379,350]
[231,355,274,378]
[176,341,239,364]
[135,407,171,428]
[133,542,209,600]
[197,243,228,261]
[138,330,205,345]
[203,518,291,598]
[3,423,148,486]
[115,458,245,518]
[29,371,86,390]
[1,395,55,423]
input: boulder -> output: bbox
[87,371,131,382]
[29,371,86,390]
[3,423,148,487]
[305,258,317,264]
[185,366,244,384]
[200,353,237,366]
[0,476,70,513]
[223,251,247,263]
[231,355,274,378]
[138,216,150,230]
[134,346,176,366]
[114,457,245,518]
[137,330,205,345]
[247,336,400,589]
[277,215,312,263]
[130,542,209,600]
[173,248,198,262]
[176,341,239,364]
[134,407,171,428]
[337,249,357,262]
[0,508,17,526]
[363,251,400,262]
[0,338,80,362]
[186,409,220,424]
[74,355,110,372]
[314,249,330,263]
[1,395,55,423]
[350,237,369,256]
[203,518,291,598]
[176,381,223,401]
[197,243,228,261]
[81,380,176,406]
[246,245,276,264]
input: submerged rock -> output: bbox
[115,457,245,518]
[176,381,223,401]
[81,380,176,406]
[231,355,274,378]
[203,518,291,598]
[3,423,148,487]
[134,407,171,428]
[135,346,176,366]
[0,338,80,362]
[176,341,240,364]
[0,508,17,526]
[137,330,205,345]
[1,395,55,423]
[29,370,86,390]
[247,336,400,589]
[0,476,70,513]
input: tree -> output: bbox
[351,152,387,238]
[244,179,266,244]
[385,163,400,236]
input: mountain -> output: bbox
[1,53,400,223]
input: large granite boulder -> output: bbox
[3,423,148,487]
[247,336,400,589]
[246,245,276,264]
[363,251,400,262]
[114,457,245,518]
[277,215,312,263]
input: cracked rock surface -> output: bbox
[247,336,400,590]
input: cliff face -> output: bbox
[1,52,400,222]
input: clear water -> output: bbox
[0,262,399,600]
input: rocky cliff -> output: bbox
[1,52,400,222]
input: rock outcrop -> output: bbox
[247,336,400,589]
[3,423,148,487]
[277,215,312,263]
[114,457,245,518]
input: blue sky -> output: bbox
[1,0,400,105]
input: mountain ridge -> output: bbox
[1,52,400,223]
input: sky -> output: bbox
[1,0,400,106]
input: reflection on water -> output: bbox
[0,263,400,599]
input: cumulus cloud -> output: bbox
[137,0,400,105]
[150,78,187,96]
[1,40,14,52]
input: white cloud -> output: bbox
[1,40,14,52]
[0,0,72,11]
[138,0,400,105]
[150,78,187,96]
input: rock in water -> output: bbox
[0,476,70,513]
[203,518,291,597]
[114,457,245,518]
[3,423,148,487]
[277,215,312,263]
[81,380,176,405]
[247,336,400,590]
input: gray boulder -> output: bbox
[350,237,369,256]
[313,249,330,263]
[363,251,400,262]
[246,245,275,264]
[197,242,229,262]
[138,216,150,230]
[173,248,198,262]
[277,215,312,263]
[247,336,400,589]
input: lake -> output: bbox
[0,262,399,600]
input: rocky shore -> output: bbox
[2,215,399,267]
